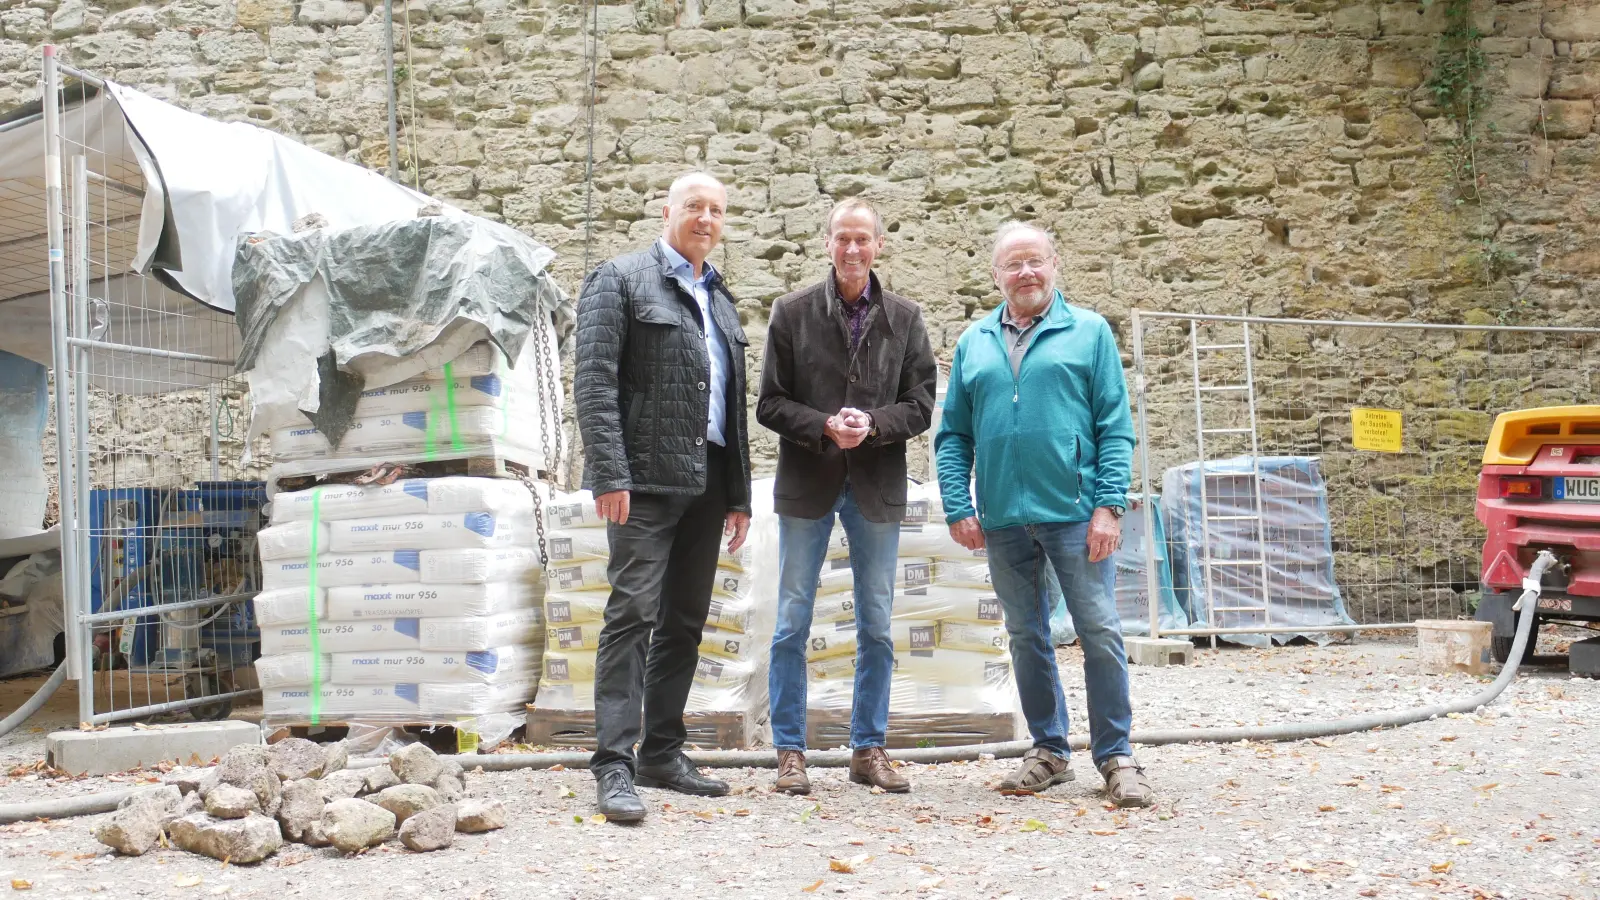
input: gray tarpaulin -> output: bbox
[232,215,570,444]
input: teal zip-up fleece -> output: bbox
[934,291,1135,530]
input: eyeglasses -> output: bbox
[998,257,1054,275]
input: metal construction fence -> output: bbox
[1128,311,1600,643]
[34,55,262,725]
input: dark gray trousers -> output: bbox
[589,445,729,774]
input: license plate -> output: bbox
[1554,477,1600,502]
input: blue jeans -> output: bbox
[769,487,900,751]
[984,521,1133,766]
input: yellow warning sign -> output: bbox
[1351,408,1403,453]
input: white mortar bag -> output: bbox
[896,647,1013,684]
[349,370,515,421]
[326,580,539,620]
[419,607,544,651]
[424,476,542,516]
[419,547,541,583]
[259,618,422,654]
[804,619,940,661]
[888,676,1014,715]
[699,623,757,662]
[895,585,1004,624]
[937,620,1010,654]
[269,403,542,462]
[545,489,605,529]
[547,559,611,592]
[894,521,968,559]
[934,553,994,589]
[269,480,431,524]
[257,520,327,561]
[540,648,597,685]
[262,683,423,720]
[331,644,539,684]
[704,592,756,633]
[253,587,328,626]
[260,551,424,590]
[546,621,604,652]
[534,680,595,710]
[546,528,611,564]
[254,652,334,689]
[421,679,538,716]
[329,512,536,553]
[816,556,933,596]
[543,590,609,626]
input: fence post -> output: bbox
[1130,309,1163,640]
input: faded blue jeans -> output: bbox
[983,520,1133,766]
[769,487,900,750]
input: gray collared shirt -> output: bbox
[999,304,1044,379]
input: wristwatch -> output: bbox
[1107,505,1126,519]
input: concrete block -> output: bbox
[47,721,261,776]
[1125,636,1194,667]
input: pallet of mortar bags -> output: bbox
[524,655,758,750]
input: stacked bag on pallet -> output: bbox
[535,486,775,745]
[805,481,1023,743]
[262,336,564,483]
[251,476,546,729]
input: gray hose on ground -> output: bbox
[0,552,1554,823]
[0,661,68,741]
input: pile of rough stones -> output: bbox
[93,739,507,862]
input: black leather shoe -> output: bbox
[595,765,646,823]
[635,754,729,797]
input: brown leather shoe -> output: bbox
[1098,755,1154,808]
[775,750,810,795]
[849,747,910,793]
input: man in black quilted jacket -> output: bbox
[574,171,753,824]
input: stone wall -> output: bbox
[4,0,1597,500]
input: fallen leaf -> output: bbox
[175,875,203,888]
[1318,805,1336,812]
[557,786,576,799]
[829,859,854,874]
[694,811,715,821]
[1452,838,1472,846]
[889,845,914,856]
[11,881,31,891]
[1477,783,1500,791]
[1074,807,1088,818]
[1310,739,1333,748]
[1430,862,1453,874]
[1289,860,1316,873]
[588,814,608,825]
[1540,770,1561,776]
[1380,784,1406,793]
[572,815,583,823]
[1536,834,1556,842]
[916,877,945,892]
[548,764,565,772]
[1439,735,1458,742]
[799,803,820,823]
[1020,819,1050,833]
[1090,829,1118,836]
[800,880,823,894]
[733,809,750,817]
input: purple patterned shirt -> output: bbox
[839,280,872,350]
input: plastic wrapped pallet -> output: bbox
[529,486,779,748]
[1161,456,1354,646]
[252,475,548,742]
[803,480,1023,748]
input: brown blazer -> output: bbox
[756,270,937,522]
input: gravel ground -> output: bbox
[0,636,1596,899]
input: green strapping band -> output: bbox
[306,488,324,725]
[424,363,466,460]
[443,361,464,451]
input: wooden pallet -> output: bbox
[805,710,1021,750]
[271,451,546,494]
[524,706,756,751]
[265,721,510,755]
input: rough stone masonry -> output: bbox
[3,2,1596,558]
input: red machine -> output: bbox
[1474,405,1600,675]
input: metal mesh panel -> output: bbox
[1131,312,1600,641]
[41,56,266,725]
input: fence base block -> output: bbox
[1124,636,1194,667]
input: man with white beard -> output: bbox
[933,222,1153,807]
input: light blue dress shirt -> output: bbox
[657,238,729,447]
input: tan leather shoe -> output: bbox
[849,747,910,793]
[775,750,810,795]
[1099,755,1154,808]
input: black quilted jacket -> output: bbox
[574,242,753,513]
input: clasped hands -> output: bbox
[824,407,873,450]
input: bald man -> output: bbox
[574,172,753,823]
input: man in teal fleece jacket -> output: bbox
[933,222,1153,807]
